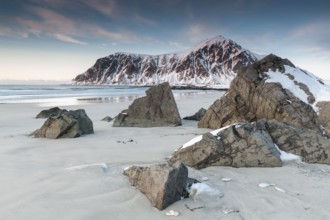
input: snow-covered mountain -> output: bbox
[73,35,260,86]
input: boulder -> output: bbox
[33,109,94,138]
[113,82,182,127]
[266,119,330,164]
[183,108,207,121]
[101,116,113,122]
[36,107,65,118]
[123,162,188,210]
[198,54,319,130]
[316,101,330,137]
[169,120,282,169]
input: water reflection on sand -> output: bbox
[77,95,142,103]
[75,90,220,104]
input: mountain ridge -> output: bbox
[73,35,260,86]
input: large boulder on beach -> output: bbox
[266,119,330,164]
[183,108,207,121]
[33,109,94,138]
[113,82,182,127]
[36,107,65,118]
[171,119,330,169]
[170,120,282,169]
[198,54,323,130]
[123,162,188,210]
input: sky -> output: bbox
[0,0,330,81]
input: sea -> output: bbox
[0,84,218,106]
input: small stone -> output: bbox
[183,108,207,121]
[202,177,209,181]
[101,116,113,122]
[222,207,239,214]
[165,210,179,216]
[221,178,232,182]
[258,183,275,188]
[274,186,286,193]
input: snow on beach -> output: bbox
[0,87,330,220]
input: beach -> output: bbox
[1,89,330,220]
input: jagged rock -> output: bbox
[33,109,94,138]
[101,116,113,122]
[199,54,319,130]
[316,101,330,137]
[73,35,258,86]
[123,162,188,210]
[36,107,66,118]
[113,82,181,127]
[169,120,282,169]
[266,119,330,164]
[183,108,207,121]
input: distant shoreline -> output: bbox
[170,85,228,91]
[71,84,230,91]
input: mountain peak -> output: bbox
[73,35,259,86]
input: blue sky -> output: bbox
[1,0,329,81]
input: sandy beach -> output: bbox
[1,90,330,220]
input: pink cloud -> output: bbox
[84,0,117,17]
[53,33,87,45]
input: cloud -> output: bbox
[291,20,329,37]
[2,1,178,47]
[53,33,87,45]
[0,26,29,38]
[133,13,158,27]
[15,7,88,45]
[291,20,330,53]
[168,41,188,50]
[184,23,222,43]
[11,4,153,44]
[94,28,139,41]
[84,0,117,17]
[0,27,12,36]
[16,7,79,37]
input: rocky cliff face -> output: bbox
[198,54,330,134]
[73,35,259,86]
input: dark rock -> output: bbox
[183,108,207,121]
[113,82,181,127]
[170,120,282,169]
[199,54,318,130]
[101,116,113,122]
[123,162,188,210]
[33,109,94,138]
[36,107,66,119]
[266,119,330,164]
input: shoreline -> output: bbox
[69,83,230,91]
